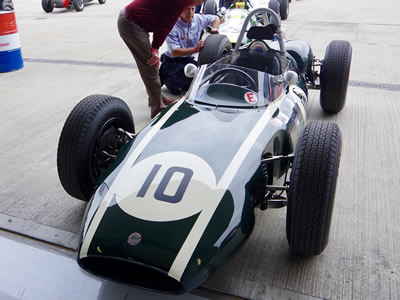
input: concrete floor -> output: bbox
[1,0,400,299]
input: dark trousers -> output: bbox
[117,11,162,112]
[159,54,197,94]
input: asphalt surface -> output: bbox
[1,0,400,299]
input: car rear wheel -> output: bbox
[42,0,54,12]
[202,0,217,14]
[198,34,232,66]
[279,0,289,20]
[73,0,84,11]
[98,0,106,4]
[320,40,352,113]
[268,0,280,26]
[286,121,342,255]
[57,95,135,201]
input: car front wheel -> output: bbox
[57,95,135,201]
[98,0,106,4]
[279,0,289,20]
[286,121,342,255]
[198,34,232,66]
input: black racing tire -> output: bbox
[268,0,280,15]
[203,0,217,15]
[279,0,289,20]
[268,0,280,26]
[98,0,106,4]
[42,0,54,13]
[287,121,342,255]
[320,40,352,113]
[198,34,232,66]
[57,95,135,201]
[73,0,84,11]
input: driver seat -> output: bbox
[232,25,281,75]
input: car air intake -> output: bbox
[79,256,184,294]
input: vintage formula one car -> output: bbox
[41,0,105,12]
[57,7,352,294]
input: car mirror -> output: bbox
[184,63,198,78]
[284,71,298,86]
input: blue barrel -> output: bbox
[0,10,23,72]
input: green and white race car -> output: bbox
[57,7,351,295]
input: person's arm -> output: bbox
[165,26,197,58]
[151,0,190,50]
[170,40,204,57]
[169,14,220,57]
[200,14,219,34]
[210,16,220,33]
[148,0,191,67]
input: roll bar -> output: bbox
[233,7,286,55]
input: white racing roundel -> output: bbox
[244,92,257,104]
[116,152,219,222]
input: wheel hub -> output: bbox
[93,126,129,179]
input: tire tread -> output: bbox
[57,95,133,201]
[198,34,232,66]
[320,40,352,113]
[287,121,342,255]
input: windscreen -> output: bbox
[187,63,283,108]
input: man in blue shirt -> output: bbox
[159,5,220,94]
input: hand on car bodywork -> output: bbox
[147,48,160,68]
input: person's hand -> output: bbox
[210,27,219,34]
[206,25,219,34]
[147,48,160,68]
[195,40,204,52]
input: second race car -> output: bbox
[41,0,105,12]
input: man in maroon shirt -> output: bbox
[118,0,206,119]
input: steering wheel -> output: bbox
[209,68,258,91]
